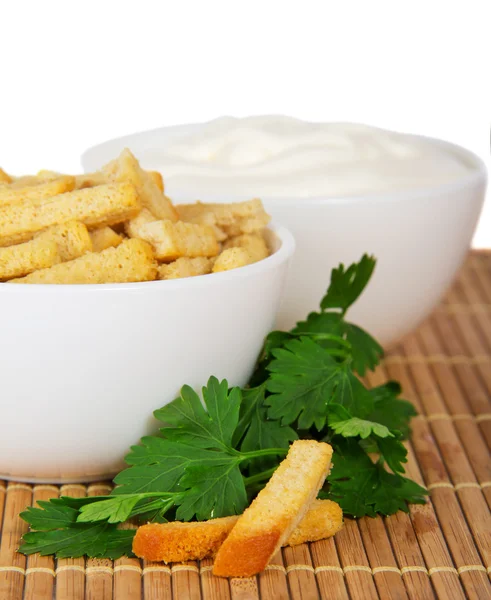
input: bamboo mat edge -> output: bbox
[0,250,490,600]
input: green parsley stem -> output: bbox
[296,332,351,348]
[239,448,288,460]
[244,467,277,486]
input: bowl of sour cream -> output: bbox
[82,116,487,346]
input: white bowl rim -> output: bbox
[81,123,488,207]
[1,223,295,293]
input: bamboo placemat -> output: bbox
[1,251,490,600]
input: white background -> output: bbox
[0,0,489,246]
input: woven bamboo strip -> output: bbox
[85,483,113,600]
[0,481,5,536]
[429,309,491,447]
[142,561,172,599]
[383,511,436,600]
[282,544,319,599]
[457,265,491,351]
[0,483,32,600]
[114,523,141,600]
[437,304,491,315]
[309,538,349,600]
[453,266,491,437]
[334,518,379,599]
[228,574,260,600]
[357,516,410,599]
[367,368,462,600]
[55,484,86,600]
[402,334,491,570]
[468,252,491,272]
[416,319,491,508]
[445,286,491,411]
[171,561,202,599]
[200,557,231,600]
[257,550,289,600]
[23,486,58,600]
[380,354,491,598]
[470,253,491,304]
[403,447,468,600]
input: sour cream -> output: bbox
[141,116,473,199]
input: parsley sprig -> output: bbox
[19,254,427,559]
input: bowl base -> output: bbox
[0,472,118,485]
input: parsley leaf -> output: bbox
[176,459,247,520]
[293,311,344,337]
[325,438,426,517]
[237,385,297,453]
[20,501,79,531]
[368,382,417,438]
[266,337,344,430]
[113,439,230,494]
[343,323,383,375]
[77,494,175,524]
[154,377,241,450]
[327,404,394,439]
[19,524,135,559]
[376,435,408,475]
[266,338,374,429]
[331,369,374,418]
[320,254,376,315]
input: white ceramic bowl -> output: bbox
[83,126,487,345]
[0,226,294,483]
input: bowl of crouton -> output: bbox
[0,151,295,483]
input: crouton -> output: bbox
[9,238,156,284]
[0,176,76,208]
[212,247,253,272]
[90,226,123,252]
[223,233,269,263]
[102,149,177,221]
[0,168,12,183]
[158,257,212,280]
[37,221,93,262]
[0,238,60,281]
[0,182,140,247]
[212,440,332,577]
[130,219,219,262]
[177,199,270,237]
[132,499,342,563]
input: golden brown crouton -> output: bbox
[223,233,269,263]
[284,498,343,546]
[74,172,107,189]
[0,238,60,281]
[177,199,270,237]
[125,208,157,238]
[158,257,212,280]
[75,169,163,191]
[213,440,332,577]
[102,149,178,221]
[147,170,164,192]
[90,226,123,252]
[131,219,219,262]
[0,168,12,183]
[9,238,156,284]
[37,221,93,262]
[132,499,343,563]
[0,182,140,247]
[0,176,76,208]
[176,204,227,242]
[212,247,253,273]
